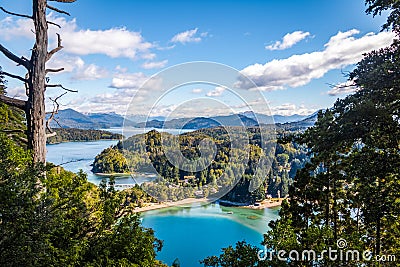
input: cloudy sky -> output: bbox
[0,0,394,117]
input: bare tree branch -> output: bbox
[47,33,63,62]
[46,132,57,138]
[24,73,29,97]
[0,71,27,83]
[47,21,61,28]
[46,4,70,16]
[1,129,25,134]
[53,117,63,128]
[326,82,357,89]
[46,84,77,93]
[46,68,64,74]
[0,7,32,19]
[14,135,28,144]
[46,92,67,134]
[0,94,26,110]
[0,44,31,69]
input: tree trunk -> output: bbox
[27,0,48,164]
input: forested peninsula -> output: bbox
[92,127,308,204]
[46,128,123,144]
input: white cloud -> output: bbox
[47,55,85,73]
[115,65,128,73]
[266,31,310,50]
[192,88,203,94]
[0,14,154,60]
[46,55,108,80]
[327,79,359,96]
[0,16,33,40]
[5,86,26,100]
[141,60,168,69]
[72,64,108,81]
[157,45,176,50]
[206,86,225,97]
[110,72,148,89]
[109,71,163,93]
[66,87,139,114]
[171,28,206,44]
[271,103,316,116]
[67,71,166,114]
[237,29,394,91]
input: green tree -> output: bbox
[92,146,129,173]
[0,67,27,146]
[366,0,400,31]
[201,241,267,267]
[0,133,167,266]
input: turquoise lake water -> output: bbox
[46,135,280,267]
[141,203,279,266]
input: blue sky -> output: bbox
[0,0,394,117]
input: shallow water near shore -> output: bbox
[141,203,280,266]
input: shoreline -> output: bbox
[242,199,283,209]
[94,172,132,177]
[47,138,121,145]
[133,197,210,213]
[93,172,158,177]
[133,197,284,213]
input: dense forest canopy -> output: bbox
[93,126,309,203]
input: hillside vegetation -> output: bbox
[93,126,309,203]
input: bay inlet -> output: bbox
[46,129,280,266]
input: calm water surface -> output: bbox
[141,204,279,266]
[46,133,280,267]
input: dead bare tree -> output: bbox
[0,0,76,164]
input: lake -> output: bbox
[141,204,279,266]
[46,131,280,266]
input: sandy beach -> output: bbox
[133,197,284,213]
[94,172,132,177]
[133,197,210,213]
[243,199,283,209]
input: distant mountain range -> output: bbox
[48,108,317,130]
[138,114,260,129]
[275,110,319,131]
[47,108,135,129]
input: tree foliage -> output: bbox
[366,0,400,31]
[0,133,167,266]
[261,28,400,267]
[0,67,27,146]
[94,128,307,203]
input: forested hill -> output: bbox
[46,128,123,144]
[92,127,309,203]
